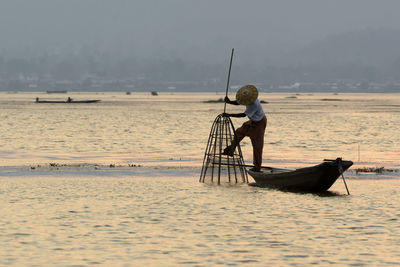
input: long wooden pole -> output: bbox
[338,160,350,195]
[224,48,234,113]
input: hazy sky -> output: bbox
[1,0,400,63]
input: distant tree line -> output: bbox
[1,54,400,89]
[2,28,400,91]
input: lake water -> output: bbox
[0,92,399,266]
[0,92,399,168]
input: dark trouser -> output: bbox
[232,116,267,169]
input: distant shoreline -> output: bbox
[1,90,400,94]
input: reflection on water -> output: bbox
[0,92,399,169]
[1,92,399,266]
[1,176,399,266]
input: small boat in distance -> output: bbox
[248,158,353,192]
[35,97,100,103]
[46,90,67,94]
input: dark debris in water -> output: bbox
[203,98,224,103]
[355,167,398,174]
[29,163,143,171]
[320,98,344,101]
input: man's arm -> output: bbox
[224,96,239,105]
[222,112,246,118]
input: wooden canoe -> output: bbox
[248,158,353,192]
[35,99,100,103]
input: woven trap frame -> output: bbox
[199,114,248,184]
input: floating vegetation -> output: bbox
[320,98,343,101]
[203,98,224,103]
[29,163,143,170]
[168,157,182,161]
[49,163,66,167]
[128,164,142,167]
[355,167,398,174]
[285,96,297,99]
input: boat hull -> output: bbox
[36,100,100,103]
[248,159,353,192]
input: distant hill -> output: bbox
[286,28,400,69]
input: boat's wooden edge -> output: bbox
[248,159,353,175]
[35,100,101,103]
[247,158,353,192]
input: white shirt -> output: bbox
[245,99,265,122]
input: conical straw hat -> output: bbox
[236,85,258,105]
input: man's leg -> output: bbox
[249,117,267,170]
[232,121,251,147]
[223,121,251,156]
[251,135,264,170]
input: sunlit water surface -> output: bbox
[0,92,399,168]
[0,92,399,266]
[1,176,400,266]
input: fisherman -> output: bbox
[222,85,267,172]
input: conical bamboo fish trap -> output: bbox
[199,114,248,184]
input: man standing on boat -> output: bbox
[222,85,267,172]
